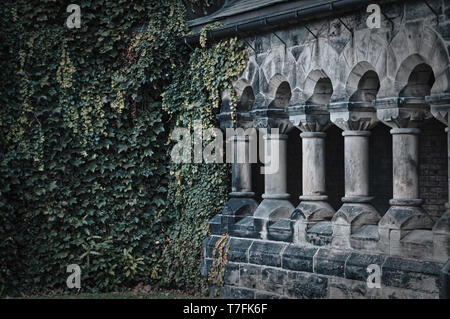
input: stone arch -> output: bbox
[296,38,341,99]
[398,60,435,98]
[387,24,450,96]
[345,61,378,99]
[339,29,390,100]
[303,70,333,105]
[394,54,435,96]
[260,48,295,95]
[349,70,380,103]
[233,78,255,112]
[266,74,292,108]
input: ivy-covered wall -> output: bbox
[0,0,247,295]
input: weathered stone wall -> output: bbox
[202,236,443,299]
[206,0,450,299]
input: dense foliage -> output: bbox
[0,0,247,295]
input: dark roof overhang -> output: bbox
[183,0,399,46]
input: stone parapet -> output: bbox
[201,235,444,299]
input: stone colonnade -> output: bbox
[214,23,450,263]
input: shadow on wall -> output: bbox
[326,125,345,211]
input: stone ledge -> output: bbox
[228,237,253,263]
[281,245,317,273]
[381,257,444,294]
[345,252,386,282]
[313,249,351,277]
[248,241,286,267]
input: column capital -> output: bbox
[374,96,432,128]
[250,108,293,134]
[285,104,332,133]
[427,93,450,126]
[328,101,379,131]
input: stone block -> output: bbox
[224,262,240,286]
[260,267,288,295]
[313,248,350,277]
[208,214,223,235]
[200,258,212,277]
[281,245,317,272]
[221,286,255,299]
[254,292,283,299]
[438,23,450,41]
[227,237,253,263]
[382,257,443,294]
[306,221,333,246]
[328,277,370,299]
[204,235,221,259]
[328,277,438,299]
[232,216,259,239]
[239,264,261,290]
[249,241,286,267]
[285,271,328,299]
[345,252,386,282]
[267,218,293,242]
[405,0,442,22]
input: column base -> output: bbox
[331,202,381,250]
[293,200,335,244]
[379,204,435,258]
[253,198,295,240]
[221,196,259,234]
[433,206,450,263]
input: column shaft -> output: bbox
[231,136,253,195]
[263,134,288,198]
[300,132,326,198]
[391,128,420,200]
[343,131,370,198]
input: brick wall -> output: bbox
[419,119,448,220]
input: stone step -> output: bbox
[268,218,293,242]
[306,221,333,246]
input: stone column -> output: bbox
[250,108,295,240]
[286,104,335,244]
[328,102,381,250]
[213,111,258,235]
[230,135,254,197]
[301,132,327,201]
[428,93,450,263]
[375,97,434,255]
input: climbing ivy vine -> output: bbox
[0,0,247,296]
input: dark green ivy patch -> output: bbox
[0,0,246,296]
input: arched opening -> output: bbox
[270,81,291,108]
[237,86,255,112]
[399,63,435,97]
[350,70,380,103]
[306,77,333,105]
